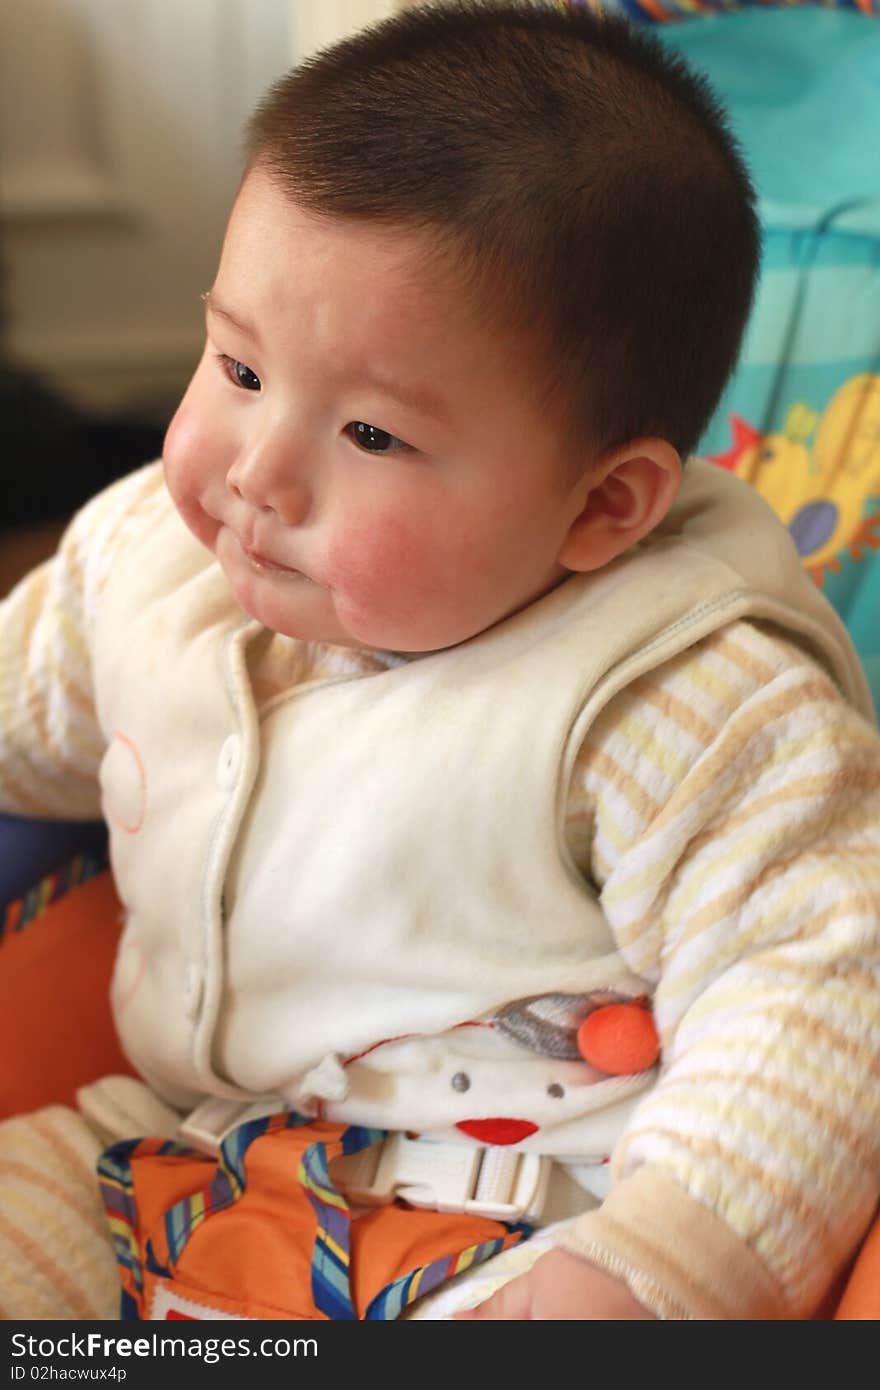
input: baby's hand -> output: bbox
[455,1248,655,1320]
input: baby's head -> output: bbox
[164,0,759,653]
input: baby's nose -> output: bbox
[226,457,311,527]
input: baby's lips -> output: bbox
[455,1118,539,1146]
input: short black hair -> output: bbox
[246,0,760,460]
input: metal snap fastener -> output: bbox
[184,962,204,1019]
[216,734,241,789]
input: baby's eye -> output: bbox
[218,355,261,391]
[347,422,411,453]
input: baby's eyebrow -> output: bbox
[202,290,262,348]
[356,366,450,425]
[203,288,448,425]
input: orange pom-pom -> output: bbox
[577,1002,660,1075]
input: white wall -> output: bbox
[295,0,400,58]
[0,0,406,421]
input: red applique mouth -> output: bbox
[455,1118,539,1146]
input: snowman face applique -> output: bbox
[293,990,660,1154]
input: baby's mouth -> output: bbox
[242,543,310,581]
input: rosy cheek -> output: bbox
[163,403,220,547]
[327,511,432,628]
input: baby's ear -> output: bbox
[558,437,681,573]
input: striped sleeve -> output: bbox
[0,462,166,819]
[559,620,880,1318]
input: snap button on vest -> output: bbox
[216,735,241,790]
[183,963,204,1020]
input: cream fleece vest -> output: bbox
[92,462,872,1159]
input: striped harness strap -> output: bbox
[98,1113,530,1321]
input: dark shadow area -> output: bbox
[2,359,166,527]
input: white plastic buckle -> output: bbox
[330,1133,550,1223]
[178,1097,283,1156]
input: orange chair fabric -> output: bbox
[0,868,135,1118]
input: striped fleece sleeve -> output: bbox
[0,462,166,819]
[560,620,880,1319]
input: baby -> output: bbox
[2,0,880,1322]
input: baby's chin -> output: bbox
[190,518,508,655]
[213,545,358,647]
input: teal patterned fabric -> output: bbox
[567,7,880,715]
[650,9,880,715]
[568,1,878,25]
[570,5,880,710]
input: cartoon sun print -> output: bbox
[709,373,880,586]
